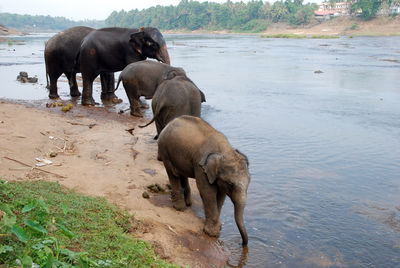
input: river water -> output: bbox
[1,33,400,267]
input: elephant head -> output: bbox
[163,67,187,80]
[200,149,250,246]
[130,27,170,65]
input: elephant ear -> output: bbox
[199,153,223,184]
[129,31,145,54]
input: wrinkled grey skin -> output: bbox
[115,60,206,117]
[45,26,115,100]
[77,27,170,106]
[139,76,203,139]
[44,27,95,99]
[157,115,250,246]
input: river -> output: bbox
[1,33,400,267]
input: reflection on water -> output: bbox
[1,33,400,267]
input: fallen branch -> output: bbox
[167,225,178,235]
[67,121,96,128]
[126,127,135,136]
[3,156,67,179]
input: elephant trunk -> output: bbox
[157,44,170,65]
[233,195,248,246]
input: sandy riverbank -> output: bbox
[164,16,400,36]
[0,99,228,267]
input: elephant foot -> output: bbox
[130,108,143,117]
[171,191,186,211]
[184,193,192,207]
[101,92,121,101]
[70,90,81,97]
[81,97,97,106]
[204,220,222,237]
[49,93,60,99]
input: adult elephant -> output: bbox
[77,27,170,106]
[44,26,115,99]
[115,60,205,117]
[158,115,250,246]
[139,75,203,139]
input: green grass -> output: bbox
[0,178,177,268]
[260,33,339,39]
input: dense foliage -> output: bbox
[105,0,319,32]
[0,13,104,31]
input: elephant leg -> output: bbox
[100,72,121,103]
[65,71,81,97]
[217,191,226,216]
[180,177,192,207]
[165,165,186,211]
[153,119,163,140]
[81,73,97,106]
[195,167,221,237]
[48,72,61,99]
[123,83,143,117]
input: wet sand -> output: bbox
[0,99,228,267]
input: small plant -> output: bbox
[0,178,90,267]
[350,22,359,30]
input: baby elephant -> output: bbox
[139,75,203,139]
[158,115,250,246]
[115,60,205,117]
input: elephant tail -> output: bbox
[139,104,163,128]
[114,74,122,92]
[73,50,81,73]
[138,116,156,128]
[44,50,50,89]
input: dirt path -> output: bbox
[0,100,228,267]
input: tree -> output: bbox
[269,1,289,22]
[351,0,383,20]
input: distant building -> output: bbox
[315,1,352,19]
[389,4,400,14]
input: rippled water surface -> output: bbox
[1,33,400,267]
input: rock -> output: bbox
[17,72,38,83]
[19,71,28,78]
[314,70,323,74]
[142,191,150,199]
[27,77,38,83]
[49,152,57,158]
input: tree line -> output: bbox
[105,0,319,32]
[105,0,400,32]
[1,0,398,32]
[0,13,104,31]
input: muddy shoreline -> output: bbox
[0,98,231,267]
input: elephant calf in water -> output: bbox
[115,60,205,117]
[139,74,204,139]
[158,115,250,246]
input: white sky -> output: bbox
[0,0,323,21]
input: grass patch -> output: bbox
[0,179,177,267]
[260,33,339,39]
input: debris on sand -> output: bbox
[142,191,150,199]
[147,183,165,193]
[17,71,38,83]
[143,168,156,176]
